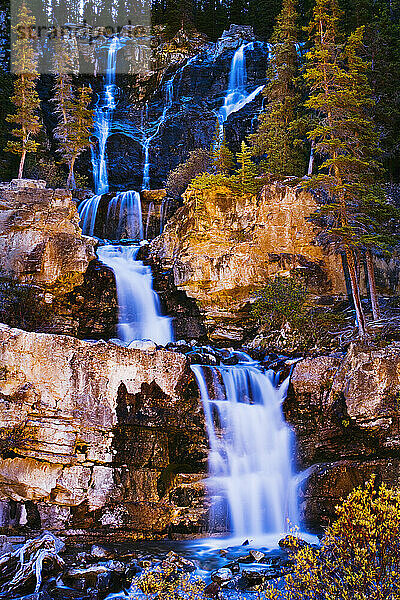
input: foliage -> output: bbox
[264,477,400,600]
[252,276,309,329]
[186,171,231,193]
[249,0,307,176]
[54,85,93,189]
[130,562,206,600]
[231,141,261,194]
[211,125,235,174]
[166,148,212,197]
[251,275,347,353]
[303,0,383,336]
[0,422,35,459]
[5,2,41,179]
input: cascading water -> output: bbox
[106,190,143,240]
[192,356,298,538]
[97,244,173,346]
[92,36,122,196]
[217,42,264,137]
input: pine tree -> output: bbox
[212,125,234,174]
[304,1,382,337]
[249,0,306,177]
[5,2,41,179]
[233,141,259,195]
[55,86,93,189]
[52,38,75,126]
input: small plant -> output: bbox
[252,276,308,330]
[0,422,35,458]
[131,563,206,600]
[263,477,400,600]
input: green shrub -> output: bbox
[264,477,400,600]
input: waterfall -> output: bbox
[218,42,264,136]
[92,36,122,195]
[106,190,143,240]
[192,358,298,538]
[97,244,173,346]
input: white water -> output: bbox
[97,244,173,345]
[106,190,143,240]
[92,36,122,195]
[218,42,264,135]
[192,359,298,538]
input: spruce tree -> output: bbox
[249,0,306,177]
[212,125,234,174]
[52,39,75,126]
[55,86,93,189]
[233,141,259,195]
[304,0,382,337]
[6,2,41,179]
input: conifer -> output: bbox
[55,86,93,189]
[304,0,382,336]
[233,141,259,194]
[212,125,234,174]
[5,2,41,179]
[249,0,306,177]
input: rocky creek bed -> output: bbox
[0,532,316,599]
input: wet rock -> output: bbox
[90,545,112,560]
[163,551,196,573]
[127,339,157,351]
[249,549,265,562]
[204,581,220,598]
[211,567,233,585]
[63,565,109,588]
[241,568,265,587]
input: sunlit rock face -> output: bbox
[149,182,346,344]
[0,187,95,285]
[0,187,118,339]
[0,325,207,539]
[287,343,400,530]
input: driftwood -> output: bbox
[0,532,65,598]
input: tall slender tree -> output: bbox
[249,0,306,177]
[304,0,382,337]
[55,86,93,188]
[6,2,41,179]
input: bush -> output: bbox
[264,477,400,600]
[130,563,206,600]
[0,422,35,458]
[251,276,346,353]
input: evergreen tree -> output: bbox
[212,125,234,174]
[233,141,259,194]
[5,2,41,179]
[52,38,75,126]
[304,0,381,337]
[55,86,93,189]
[249,0,306,177]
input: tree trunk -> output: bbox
[66,157,76,189]
[346,248,367,337]
[366,249,381,321]
[18,150,27,179]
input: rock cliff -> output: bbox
[0,325,207,540]
[0,186,118,339]
[287,342,400,530]
[149,182,346,343]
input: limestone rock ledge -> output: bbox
[287,342,400,529]
[149,183,346,344]
[0,325,207,540]
[0,187,118,339]
[0,187,95,284]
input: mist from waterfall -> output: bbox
[192,358,298,538]
[97,244,173,346]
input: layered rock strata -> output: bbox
[0,325,207,539]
